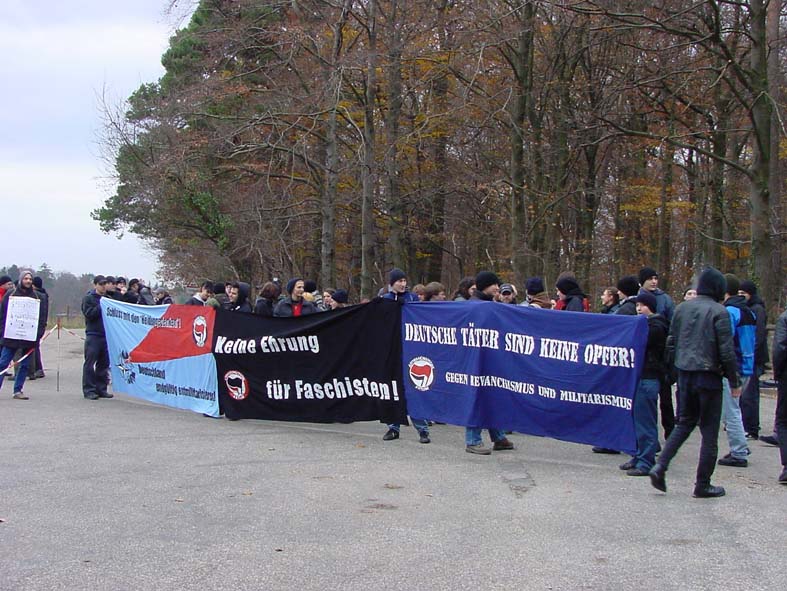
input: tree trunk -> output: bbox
[360,0,378,299]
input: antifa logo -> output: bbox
[224,370,249,400]
[192,315,208,348]
[408,357,435,391]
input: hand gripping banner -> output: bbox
[213,298,408,424]
[101,298,220,416]
[401,302,648,453]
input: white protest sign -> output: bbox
[4,296,41,341]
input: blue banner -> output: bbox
[401,302,648,453]
[101,298,220,416]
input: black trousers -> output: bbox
[83,335,109,397]
[659,376,676,437]
[658,371,723,488]
[740,366,763,436]
[776,378,787,468]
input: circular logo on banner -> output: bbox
[408,357,435,391]
[192,316,208,348]
[224,370,250,400]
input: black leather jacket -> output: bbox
[666,295,740,387]
[772,309,787,380]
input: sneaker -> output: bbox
[779,468,787,484]
[12,392,29,400]
[418,432,431,444]
[493,438,514,451]
[718,456,748,467]
[619,459,637,471]
[693,484,725,498]
[759,434,779,446]
[745,432,758,440]
[97,392,114,399]
[84,394,99,400]
[626,467,650,477]
[466,443,491,455]
[592,447,620,454]
[382,428,399,441]
[34,370,45,379]
[4,369,13,376]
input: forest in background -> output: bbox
[93,0,787,312]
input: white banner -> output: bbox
[4,296,40,341]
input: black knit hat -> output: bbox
[33,277,43,289]
[724,273,740,296]
[617,275,640,297]
[475,271,500,293]
[556,277,580,295]
[389,268,406,286]
[635,290,658,314]
[525,277,545,295]
[697,267,726,302]
[638,267,658,285]
[0,275,12,285]
[332,289,349,304]
[286,277,303,294]
[739,280,757,296]
[304,280,317,293]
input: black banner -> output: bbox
[213,299,408,424]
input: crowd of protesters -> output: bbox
[1,264,785,494]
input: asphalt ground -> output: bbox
[1,331,784,591]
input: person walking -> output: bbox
[648,267,739,498]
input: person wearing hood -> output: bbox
[464,271,515,454]
[0,270,47,399]
[649,267,740,498]
[381,268,419,303]
[518,277,552,309]
[81,275,113,400]
[619,291,669,476]
[225,281,252,313]
[639,267,675,322]
[716,274,756,468]
[136,281,155,305]
[555,275,587,312]
[274,278,318,317]
[27,276,49,380]
[615,276,639,316]
[738,280,769,441]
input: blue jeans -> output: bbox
[0,346,30,394]
[632,379,661,471]
[465,427,506,446]
[387,418,429,435]
[722,377,749,460]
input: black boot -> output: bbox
[693,484,725,498]
[649,464,667,492]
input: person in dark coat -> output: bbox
[27,276,49,379]
[81,275,112,400]
[555,276,587,312]
[274,279,318,317]
[224,281,252,313]
[254,282,281,316]
[185,281,214,306]
[738,280,768,440]
[0,270,47,399]
[769,307,787,483]
[615,276,639,316]
[649,267,740,498]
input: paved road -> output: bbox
[1,332,784,590]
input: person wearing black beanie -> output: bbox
[615,276,639,316]
[738,279,770,440]
[382,269,419,303]
[555,276,586,312]
[649,266,740,498]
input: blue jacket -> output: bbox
[382,290,419,303]
[724,295,756,377]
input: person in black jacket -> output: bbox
[738,280,768,440]
[81,275,112,400]
[274,279,318,317]
[615,276,639,316]
[619,291,669,476]
[185,281,213,306]
[555,276,586,312]
[224,281,252,313]
[0,270,47,399]
[27,276,49,379]
[649,267,740,498]
[254,282,281,316]
[770,308,787,483]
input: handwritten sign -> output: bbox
[4,297,40,341]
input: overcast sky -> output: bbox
[0,1,193,281]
